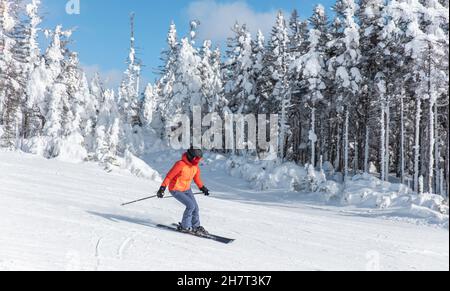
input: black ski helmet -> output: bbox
[187,147,203,162]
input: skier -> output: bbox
[157,148,210,235]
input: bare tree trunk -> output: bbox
[414,96,422,193]
[354,124,359,175]
[364,124,370,173]
[385,103,390,181]
[319,120,324,163]
[427,50,434,194]
[310,106,316,167]
[335,122,341,172]
[381,102,386,181]
[434,103,440,194]
[400,93,405,184]
[447,132,449,198]
[344,108,349,181]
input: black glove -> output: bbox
[200,186,210,196]
[157,186,166,198]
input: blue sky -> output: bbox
[39,0,335,88]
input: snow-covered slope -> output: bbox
[0,151,448,271]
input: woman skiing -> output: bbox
[157,148,210,235]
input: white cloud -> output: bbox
[187,0,280,43]
[82,64,123,89]
[82,64,151,91]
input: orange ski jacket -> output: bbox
[161,153,204,192]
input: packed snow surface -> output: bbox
[0,151,448,271]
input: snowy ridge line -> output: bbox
[0,147,163,182]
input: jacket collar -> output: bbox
[182,153,200,166]
[182,153,193,166]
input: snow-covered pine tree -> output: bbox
[119,13,141,127]
[118,13,144,155]
[0,0,17,120]
[25,0,40,64]
[287,10,309,163]
[41,26,80,159]
[89,72,104,112]
[251,30,266,113]
[420,0,448,193]
[260,11,291,160]
[168,25,202,117]
[10,1,36,144]
[0,1,4,128]
[44,26,67,81]
[382,0,400,182]
[157,19,203,144]
[209,47,226,113]
[156,21,178,138]
[23,0,45,140]
[439,0,449,197]
[299,5,329,167]
[402,0,448,193]
[0,0,16,145]
[94,89,120,167]
[357,0,386,175]
[381,0,418,189]
[0,0,29,149]
[60,52,91,160]
[43,49,90,161]
[141,83,156,129]
[328,0,362,180]
[223,23,254,114]
[289,9,309,61]
[381,0,419,184]
[200,40,224,113]
[326,17,347,171]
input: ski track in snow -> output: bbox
[94,237,102,271]
[0,151,448,271]
[117,235,136,259]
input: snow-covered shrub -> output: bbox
[293,165,326,192]
[340,173,449,226]
[118,150,162,182]
[222,155,337,195]
[410,194,449,216]
[56,134,88,163]
[398,196,449,228]
[225,156,271,190]
[215,153,448,227]
[322,161,335,179]
[342,173,409,208]
[22,136,50,157]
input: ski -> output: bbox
[156,224,235,244]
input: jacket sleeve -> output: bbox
[161,162,182,188]
[193,167,204,189]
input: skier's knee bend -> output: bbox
[185,202,196,213]
[193,204,199,214]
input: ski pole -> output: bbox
[121,192,204,206]
[121,195,158,206]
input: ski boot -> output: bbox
[193,226,209,236]
[176,223,192,233]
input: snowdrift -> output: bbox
[206,154,449,228]
[20,137,162,183]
